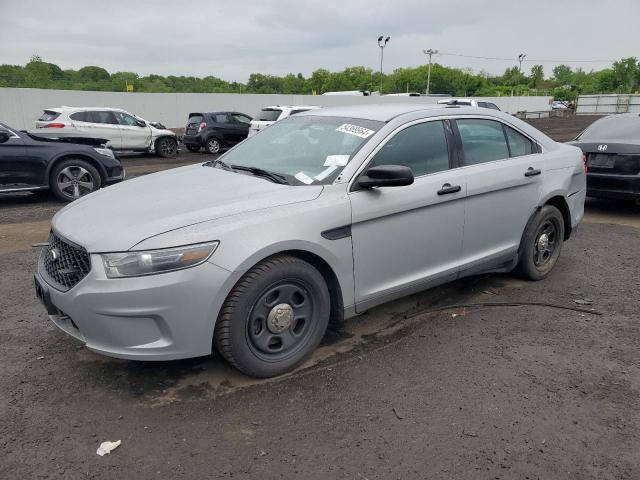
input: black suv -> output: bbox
[0,122,124,202]
[183,112,252,154]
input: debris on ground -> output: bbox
[462,430,478,437]
[573,298,593,305]
[96,440,122,456]
[392,407,403,420]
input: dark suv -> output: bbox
[183,112,252,154]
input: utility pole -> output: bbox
[378,35,390,95]
[423,49,438,95]
[518,53,527,73]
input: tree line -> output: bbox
[1,55,639,100]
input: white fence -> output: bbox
[576,94,640,115]
[0,88,553,130]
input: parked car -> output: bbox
[0,122,124,201]
[437,98,501,110]
[569,113,640,202]
[248,105,320,137]
[35,104,585,377]
[34,107,179,158]
[322,91,374,96]
[182,112,252,154]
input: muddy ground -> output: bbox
[1,116,639,479]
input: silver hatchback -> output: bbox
[35,104,586,377]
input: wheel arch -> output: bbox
[543,194,572,240]
[152,134,177,149]
[46,153,107,186]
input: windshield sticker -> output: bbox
[336,124,375,139]
[324,155,350,167]
[314,165,339,181]
[295,172,314,184]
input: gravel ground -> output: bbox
[1,116,639,479]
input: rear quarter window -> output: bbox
[38,110,60,121]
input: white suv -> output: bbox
[34,107,179,157]
[248,105,320,137]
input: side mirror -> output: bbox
[136,120,147,127]
[0,131,11,143]
[358,165,414,189]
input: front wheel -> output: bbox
[50,159,101,202]
[155,137,178,158]
[214,255,330,378]
[516,205,565,281]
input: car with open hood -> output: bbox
[34,104,585,377]
[0,122,124,201]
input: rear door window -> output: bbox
[38,110,60,121]
[214,114,230,124]
[255,109,282,122]
[70,111,88,122]
[456,119,510,165]
[88,111,118,125]
[370,120,450,177]
[504,125,534,157]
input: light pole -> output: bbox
[423,48,438,95]
[518,53,527,73]
[378,35,390,94]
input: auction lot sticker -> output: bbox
[336,124,375,138]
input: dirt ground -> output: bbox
[1,117,639,479]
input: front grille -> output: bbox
[39,232,91,291]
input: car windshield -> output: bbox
[218,115,383,185]
[577,115,640,142]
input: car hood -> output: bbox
[52,164,323,252]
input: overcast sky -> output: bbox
[1,0,638,81]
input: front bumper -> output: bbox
[36,254,240,360]
[587,173,640,200]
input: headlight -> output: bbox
[93,147,115,158]
[101,241,219,278]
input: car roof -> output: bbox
[46,106,126,112]
[295,103,485,122]
[261,105,320,110]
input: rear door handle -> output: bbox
[437,183,462,195]
[524,167,542,177]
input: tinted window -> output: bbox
[486,103,500,110]
[370,121,449,177]
[232,114,251,124]
[255,109,282,122]
[457,119,509,165]
[577,115,640,142]
[70,111,87,122]
[188,114,203,124]
[38,110,60,121]
[290,109,310,116]
[477,102,489,108]
[214,114,229,124]
[504,126,534,157]
[88,111,118,125]
[114,111,139,126]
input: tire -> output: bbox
[205,137,222,154]
[50,159,101,202]
[186,145,200,153]
[214,254,330,378]
[516,205,565,281]
[155,137,178,158]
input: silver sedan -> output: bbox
[35,104,586,377]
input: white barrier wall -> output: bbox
[0,88,553,130]
[576,94,640,115]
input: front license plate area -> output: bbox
[34,275,59,315]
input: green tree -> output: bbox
[529,65,544,89]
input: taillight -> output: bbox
[582,153,588,173]
[45,123,65,128]
[197,122,206,133]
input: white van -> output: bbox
[248,105,320,137]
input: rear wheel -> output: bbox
[50,159,101,202]
[516,205,565,280]
[214,255,330,378]
[206,137,222,154]
[156,137,178,158]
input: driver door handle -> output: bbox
[437,183,462,195]
[524,167,542,177]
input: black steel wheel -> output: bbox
[516,205,565,280]
[214,255,330,377]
